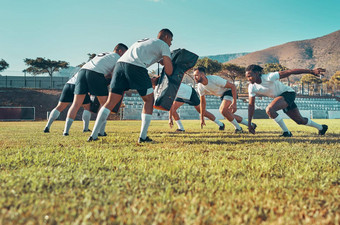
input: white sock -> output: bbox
[99,121,107,135]
[82,110,91,131]
[273,115,289,132]
[46,109,60,129]
[175,120,185,130]
[240,118,249,126]
[63,118,74,134]
[213,118,224,127]
[306,118,323,130]
[230,118,241,130]
[140,113,152,139]
[91,107,110,139]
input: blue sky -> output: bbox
[1,0,339,75]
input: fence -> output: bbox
[0,76,69,90]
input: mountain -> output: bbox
[202,52,249,63]
[227,30,340,77]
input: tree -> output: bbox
[218,63,245,83]
[77,53,97,67]
[301,74,322,95]
[23,57,69,88]
[195,57,222,74]
[329,71,340,95]
[0,59,9,73]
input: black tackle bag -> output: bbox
[153,48,198,111]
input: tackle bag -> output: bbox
[153,48,198,111]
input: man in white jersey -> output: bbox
[43,71,92,133]
[194,66,256,133]
[168,82,225,131]
[88,29,174,143]
[245,64,328,136]
[63,43,128,136]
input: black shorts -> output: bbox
[175,88,200,106]
[220,90,234,101]
[280,91,297,113]
[74,69,108,96]
[110,62,152,96]
[59,83,90,104]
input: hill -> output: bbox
[228,30,340,77]
[202,52,249,63]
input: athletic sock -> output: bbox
[140,113,152,140]
[82,110,91,131]
[91,107,110,139]
[239,118,255,127]
[175,120,185,130]
[46,109,60,129]
[306,118,323,130]
[213,118,224,127]
[273,115,289,132]
[230,118,241,130]
[99,121,107,135]
[63,118,74,134]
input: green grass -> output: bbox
[0,119,339,225]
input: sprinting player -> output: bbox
[245,64,328,136]
[63,43,128,136]
[194,66,256,133]
[44,71,91,133]
[88,29,174,143]
[169,82,225,131]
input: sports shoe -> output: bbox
[138,136,153,143]
[87,136,98,142]
[98,132,107,137]
[252,123,257,130]
[175,129,185,132]
[83,129,91,133]
[280,131,292,137]
[234,128,243,134]
[63,133,69,136]
[318,125,328,135]
[43,127,49,133]
[219,123,225,131]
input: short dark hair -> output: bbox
[246,64,263,73]
[194,66,206,74]
[114,43,128,52]
[158,29,173,39]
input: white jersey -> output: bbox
[176,83,193,100]
[82,52,120,75]
[66,71,79,85]
[197,75,229,97]
[248,72,294,98]
[118,38,171,68]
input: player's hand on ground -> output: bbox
[169,118,173,128]
[248,125,255,134]
[201,120,206,129]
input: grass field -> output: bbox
[0,119,339,225]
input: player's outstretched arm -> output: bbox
[248,96,256,134]
[279,68,326,79]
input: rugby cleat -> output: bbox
[234,128,243,134]
[87,136,98,142]
[219,123,225,131]
[43,127,50,133]
[280,131,292,137]
[98,132,107,137]
[83,129,91,133]
[252,123,257,130]
[175,129,185,132]
[138,136,153,143]
[318,125,328,135]
[63,132,69,136]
